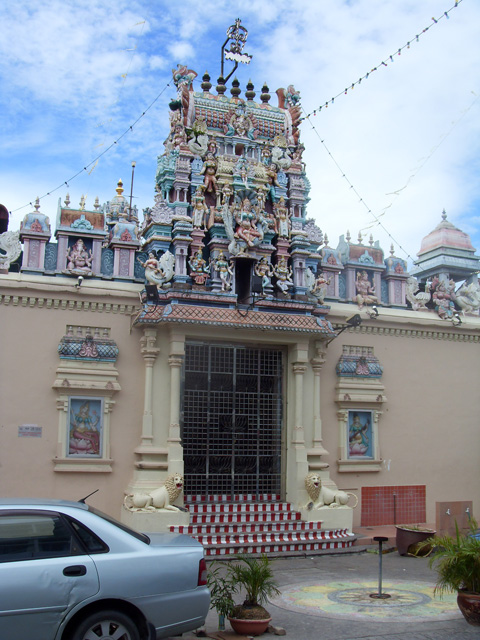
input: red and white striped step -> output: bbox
[171,495,356,556]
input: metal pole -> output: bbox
[129,161,136,215]
[370,536,391,599]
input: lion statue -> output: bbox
[304,472,358,509]
[124,473,184,512]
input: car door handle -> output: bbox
[63,565,87,577]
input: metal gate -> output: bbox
[181,343,283,497]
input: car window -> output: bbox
[87,505,150,544]
[68,517,109,554]
[0,512,80,563]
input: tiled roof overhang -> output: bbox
[134,302,336,337]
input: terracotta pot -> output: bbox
[395,526,435,556]
[457,591,480,626]
[228,616,272,636]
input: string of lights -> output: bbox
[302,85,479,263]
[360,90,479,234]
[10,80,171,215]
[304,112,416,263]
[89,19,147,176]
[301,0,462,121]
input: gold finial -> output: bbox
[116,179,124,196]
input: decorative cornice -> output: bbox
[0,294,137,315]
[341,325,480,342]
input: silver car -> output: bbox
[0,498,210,640]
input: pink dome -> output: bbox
[418,211,475,256]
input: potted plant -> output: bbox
[207,563,236,631]
[395,524,436,556]
[417,518,480,625]
[209,555,280,636]
[227,555,281,636]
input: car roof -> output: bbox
[0,498,89,510]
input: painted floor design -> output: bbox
[269,579,462,622]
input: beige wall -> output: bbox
[1,272,479,529]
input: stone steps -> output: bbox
[171,495,356,557]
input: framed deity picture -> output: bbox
[67,397,103,457]
[347,410,373,459]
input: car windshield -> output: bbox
[86,505,150,544]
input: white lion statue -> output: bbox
[304,472,358,509]
[124,473,184,512]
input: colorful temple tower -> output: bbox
[2,20,480,557]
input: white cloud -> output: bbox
[2,0,480,263]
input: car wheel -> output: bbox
[71,609,141,640]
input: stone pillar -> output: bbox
[139,328,160,446]
[309,343,329,470]
[167,333,185,475]
[287,343,309,509]
[292,362,307,445]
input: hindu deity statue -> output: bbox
[274,256,293,294]
[188,249,210,285]
[192,187,209,229]
[267,162,280,199]
[255,257,274,293]
[432,279,456,319]
[274,197,291,238]
[235,198,263,248]
[200,151,217,192]
[355,270,378,308]
[66,238,93,274]
[213,251,234,292]
[306,269,331,304]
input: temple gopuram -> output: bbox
[1,21,479,555]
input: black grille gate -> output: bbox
[181,343,283,497]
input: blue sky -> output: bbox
[1,0,480,266]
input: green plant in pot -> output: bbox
[417,517,480,625]
[217,555,281,636]
[207,563,236,631]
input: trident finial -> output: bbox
[221,19,252,83]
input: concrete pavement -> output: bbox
[175,550,480,640]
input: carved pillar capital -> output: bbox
[140,329,160,364]
[292,362,307,375]
[168,355,184,369]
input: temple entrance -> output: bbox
[182,342,284,498]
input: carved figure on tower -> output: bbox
[235,198,264,248]
[187,118,208,156]
[189,248,210,285]
[138,250,175,289]
[172,64,197,128]
[200,152,218,192]
[355,270,378,308]
[267,162,280,200]
[276,85,302,146]
[406,276,431,311]
[432,279,456,320]
[213,250,234,292]
[455,281,480,315]
[274,196,291,238]
[274,256,293,294]
[305,268,331,304]
[222,194,267,256]
[66,238,93,274]
[255,256,274,293]
[192,187,209,228]
[272,135,292,170]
